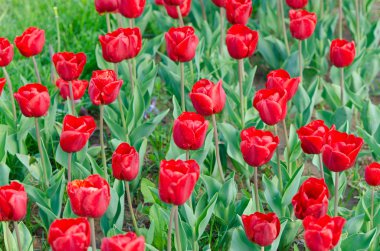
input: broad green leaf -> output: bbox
[341,228,378,251]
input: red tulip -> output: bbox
[225,0,252,25]
[60,115,96,153]
[159,159,200,205]
[189,79,226,116]
[119,0,146,18]
[164,0,191,19]
[289,9,317,40]
[211,0,225,8]
[100,232,145,251]
[155,0,164,4]
[286,0,308,9]
[48,217,91,251]
[0,181,27,221]
[112,143,140,181]
[253,88,288,125]
[52,52,87,81]
[303,215,346,251]
[165,26,199,62]
[56,78,88,101]
[88,69,123,105]
[240,127,279,167]
[322,130,363,172]
[226,24,259,60]
[0,38,14,67]
[265,69,301,101]
[242,212,281,247]
[364,162,380,186]
[14,83,50,117]
[95,0,120,14]
[0,78,5,96]
[67,174,111,218]
[292,177,329,220]
[14,27,45,57]
[173,112,209,150]
[163,0,184,5]
[99,27,142,63]
[296,120,334,155]
[330,39,356,68]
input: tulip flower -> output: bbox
[0,78,5,96]
[155,0,164,5]
[56,78,88,101]
[265,69,301,101]
[164,0,191,20]
[94,0,120,14]
[364,162,380,228]
[101,232,145,251]
[286,0,308,9]
[253,88,288,126]
[225,0,252,25]
[119,0,146,19]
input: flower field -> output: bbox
[0,0,379,250]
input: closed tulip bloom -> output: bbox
[286,0,308,9]
[226,24,259,60]
[173,112,209,150]
[52,52,87,81]
[253,88,288,125]
[296,120,334,155]
[48,218,91,251]
[95,0,120,14]
[14,27,45,57]
[159,159,200,205]
[0,38,14,67]
[163,0,184,5]
[0,78,5,96]
[303,215,346,251]
[67,174,111,218]
[56,78,88,101]
[88,69,123,105]
[101,232,145,251]
[292,177,329,220]
[242,212,281,247]
[60,115,96,153]
[165,26,199,62]
[240,127,279,167]
[211,0,225,8]
[119,0,146,18]
[364,163,380,186]
[0,181,27,221]
[225,0,252,25]
[112,143,140,181]
[14,83,50,117]
[155,0,164,5]
[289,9,317,40]
[265,69,301,101]
[322,130,363,172]
[99,27,142,63]
[330,39,356,68]
[164,0,192,19]
[189,79,226,116]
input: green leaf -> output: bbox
[195,193,218,239]
[341,228,378,251]
[0,163,10,186]
[362,100,380,135]
[230,227,260,251]
[263,175,282,216]
[344,214,365,235]
[279,219,302,250]
[0,124,7,163]
[282,165,304,207]
[13,222,33,251]
[2,222,17,251]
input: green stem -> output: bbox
[274,124,283,193]
[254,167,260,212]
[32,56,42,83]
[212,114,225,182]
[117,13,123,27]
[67,152,72,183]
[282,119,290,175]
[334,172,339,216]
[176,6,184,26]
[127,60,135,93]
[340,68,344,105]
[238,59,245,129]
[99,105,107,180]
[338,0,343,38]
[14,222,22,251]
[370,187,374,229]
[35,118,49,188]
[321,0,324,18]
[279,0,290,55]
[219,8,225,55]
[2,67,17,127]
[319,154,324,179]
[125,181,139,235]
[106,13,111,32]
[167,206,176,251]
[180,62,185,111]
[114,63,127,133]
[53,6,61,52]
[199,0,207,22]
[186,150,189,161]
[89,218,97,250]
[68,81,76,115]
[174,206,182,251]
[355,0,360,41]
[299,40,303,81]
[129,18,134,28]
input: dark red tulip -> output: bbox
[48,217,91,251]
[0,181,27,221]
[155,0,164,4]
[119,0,146,18]
[112,143,140,181]
[165,26,199,62]
[52,52,87,81]
[226,24,259,60]
[292,177,329,220]
[303,215,346,251]
[95,0,120,14]
[101,232,145,251]
[173,112,209,150]
[297,120,334,155]
[159,159,200,205]
[211,0,225,8]
[225,0,252,25]
[322,130,363,172]
[240,127,279,167]
[14,83,50,117]
[88,69,123,105]
[99,27,142,63]
[286,0,308,9]
[67,174,111,218]
[14,27,45,57]
[253,88,288,125]
[242,212,281,247]
[189,79,226,116]
[265,69,301,101]
[0,78,5,96]
[330,39,356,68]
[60,115,96,153]
[163,0,184,5]
[289,9,317,40]
[56,78,88,101]
[164,0,191,19]
[364,162,380,186]
[0,38,14,67]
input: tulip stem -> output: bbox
[338,0,343,39]
[106,13,111,32]
[321,0,324,19]
[117,13,123,28]
[14,222,22,251]
[2,67,17,128]
[53,6,61,52]
[174,206,182,251]
[125,181,139,235]
[114,63,128,134]
[180,62,185,111]
[261,247,265,251]
[274,124,283,193]
[212,114,225,182]
[254,167,260,212]
[278,0,290,55]
[219,8,225,55]
[298,40,303,81]
[167,206,176,251]
[339,68,344,105]
[238,59,245,129]
[176,6,184,27]
[89,218,97,250]
[334,172,339,216]
[127,60,135,93]
[99,105,108,180]
[32,56,42,83]
[67,152,72,183]
[199,0,207,22]
[186,150,189,161]
[319,154,324,179]
[35,118,49,188]
[370,187,375,229]
[282,119,290,174]
[68,81,76,115]
[355,0,360,41]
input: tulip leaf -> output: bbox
[281,165,304,207]
[230,227,260,251]
[362,100,380,135]
[0,124,7,163]
[13,222,33,251]
[0,163,10,186]
[263,174,282,216]
[279,219,302,250]
[344,214,365,235]
[341,228,378,251]
[195,193,218,239]
[47,169,65,216]
[2,222,17,251]
[218,123,245,167]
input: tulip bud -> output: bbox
[289,9,317,40]
[330,39,356,68]
[0,38,14,67]
[14,83,51,118]
[52,52,87,81]
[226,24,259,60]
[14,27,45,57]
[165,26,199,62]
[0,181,28,221]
